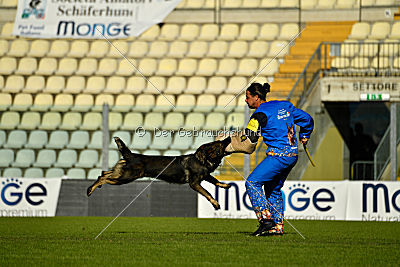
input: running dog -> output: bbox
[87,136,232,210]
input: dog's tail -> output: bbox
[114,136,132,159]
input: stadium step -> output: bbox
[275,21,354,103]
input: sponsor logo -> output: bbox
[277,109,290,120]
[286,183,335,212]
[1,178,47,206]
[57,21,131,37]
[362,183,400,213]
[22,0,46,19]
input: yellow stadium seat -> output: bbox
[214,94,236,113]
[112,94,135,112]
[186,76,206,94]
[348,22,371,40]
[138,58,157,76]
[76,58,97,76]
[196,58,217,76]
[64,76,85,94]
[56,58,78,76]
[279,23,299,41]
[216,58,237,76]
[238,24,259,41]
[80,112,102,130]
[18,112,41,130]
[204,76,226,94]
[24,75,45,93]
[156,58,178,76]
[139,25,160,41]
[176,58,197,76]
[103,76,125,94]
[133,94,155,112]
[198,24,219,41]
[10,93,33,111]
[28,40,49,57]
[218,24,239,41]
[47,40,69,58]
[0,40,8,57]
[116,58,137,76]
[187,41,208,58]
[159,24,180,41]
[121,113,143,131]
[227,41,248,58]
[368,22,390,40]
[3,75,24,93]
[183,113,205,130]
[87,40,109,58]
[84,76,105,94]
[258,23,279,40]
[15,57,37,75]
[39,112,62,130]
[125,76,146,94]
[0,57,17,75]
[180,24,200,41]
[96,58,117,76]
[208,41,228,58]
[108,40,128,58]
[59,112,82,130]
[68,40,89,57]
[193,94,216,113]
[127,41,148,57]
[164,76,186,94]
[93,94,114,111]
[8,39,29,57]
[175,94,196,112]
[227,76,247,94]
[268,41,289,58]
[51,94,74,112]
[36,58,57,75]
[1,22,15,39]
[236,58,257,76]
[0,93,12,111]
[148,41,168,58]
[44,76,65,94]
[168,41,188,58]
[144,76,166,94]
[1,111,20,130]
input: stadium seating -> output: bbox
[36,57,58,75]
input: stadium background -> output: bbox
[0,0,399,217]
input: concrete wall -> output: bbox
[56,180,197,217]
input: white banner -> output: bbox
[346,181,400,222]
[0,178,62,217]
[13,0,181,39]
[198,181,400,221]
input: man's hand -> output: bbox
[300,137,309,145]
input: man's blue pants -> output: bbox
[245,154,297,224]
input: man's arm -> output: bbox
[291,105,314,144]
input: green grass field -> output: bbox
[0,217,399,266]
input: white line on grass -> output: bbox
[94,157,177,240]
[225,158,306,239]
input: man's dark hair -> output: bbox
[246,82,270,101]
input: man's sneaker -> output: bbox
[265,224,284,235]
[251,219,275,236]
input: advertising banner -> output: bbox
[13,0,181,39]
[346,181,400,222]
[0,178,62,217]
[198,180,400,221]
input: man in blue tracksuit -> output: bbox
[243,82,314,236]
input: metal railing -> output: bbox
[374,104,400,180]
[351,160,374,180]
[287,41,400,105]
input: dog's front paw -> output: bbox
[211,200,220,210]
[87,186,93,197]
[223,183,231,189]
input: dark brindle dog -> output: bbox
[87,136,232,210]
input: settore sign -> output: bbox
[320,77,400,102]
[198,181,400,221]
[13,0,181,39]
[0,178,61,217]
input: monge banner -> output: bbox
[198,181,349,221]
[0,178,62,217]
[13,0,181,39]
[346,181,400,222]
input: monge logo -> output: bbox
[286,183,335,212]
[1,178,47,206]
[22,0,46,19]
[362,183,400,213]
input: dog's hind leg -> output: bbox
[204,175,231,189]
[189,181,221,210]
[87,159,127,196]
